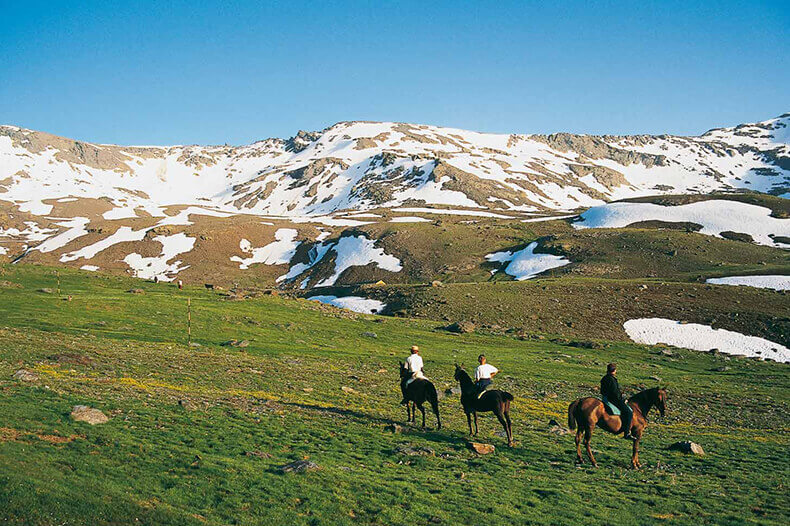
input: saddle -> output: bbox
[476,384,493,399]
[602,397,621,416]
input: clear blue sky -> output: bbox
[1,0,788,145]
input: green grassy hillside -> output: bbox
[1,264,788,525]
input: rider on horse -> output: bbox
[601,363,634,440]
[400,345,426,404]
[474,354,499,397]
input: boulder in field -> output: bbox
[384,424,405,433]
[468,442,495,455]
[13,369,38,382]
[70,405,109,425]
[178,399,198,411]
[394,444,435,456]
[667,441,705,455]
[127,288,145,294]
[445,321,475,334]
[279,460,320,473]
[341,386,358,395]
[37,288,54,294]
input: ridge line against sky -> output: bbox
[1,0,788,145]
[1,113,788,150]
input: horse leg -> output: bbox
[473,412,478,436]
[631,437,640,469]
[504,409,513,446]
[466,412,473,435]
[584,427,597,468]
[494,407,510,446]
[575,429,584,464]
[419,404,426,428]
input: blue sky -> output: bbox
[1,0,788,145]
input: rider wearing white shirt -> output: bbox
[474,354,498,393]
[404,346,426,381]
[401,345,426,404]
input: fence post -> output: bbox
[187,297,192,347]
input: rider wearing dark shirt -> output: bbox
[601,363,634,440]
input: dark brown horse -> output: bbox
[454,365,514,446]
[399,363,441,428]
[568,387,667,468]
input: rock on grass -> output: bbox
[394,444,434,456]
[13,369,38,382]
[667,441,705,455]
[70,405,109,425]
[279,460,320,473]
[468,442,495,455]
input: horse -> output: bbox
[568,387,667,469]
[454,365,514,446]
[399,363,441,429]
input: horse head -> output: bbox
[656,388,668,418]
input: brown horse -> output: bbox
[568,387,667,468]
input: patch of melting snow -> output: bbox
[624,318,790,363]
[308,295,386,314]
[0,246,7,255]
[316,235,402,287]
[288,216,372,227]
[123,233,195,281]
[103,206,138,220]
[278,234,402,286]
[80,265,99,271]
[34,217,90,253]
[155,206,234,226]
[230,228,300,270]
[60,226,147,262]
[575,200,790,247]
[390,216,431,223]
[486,242,570,280]
[706,275,790,291]
[522,214,578,223]
[393,207,512,218]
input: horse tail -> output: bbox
[502,391,514,402]
[427,382,441,428]
[568,399,580,430]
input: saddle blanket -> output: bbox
[602,397,622,416]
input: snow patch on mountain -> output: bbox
[123,233,195,281]
[308,295,386,314]
[706,275,790,291]
[60,226,147,262]
[316,235,402,287]
[574,200,790,247]
[230,228,300,269]
[624,318,790,363]
[34,217,90,253]
[486,242,570,280]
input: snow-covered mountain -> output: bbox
[0,114,788,286]
[1,114,788,219]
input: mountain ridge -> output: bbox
[1,114,788,221]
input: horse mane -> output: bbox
[455,366,474,386]
[629,387,660,416]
